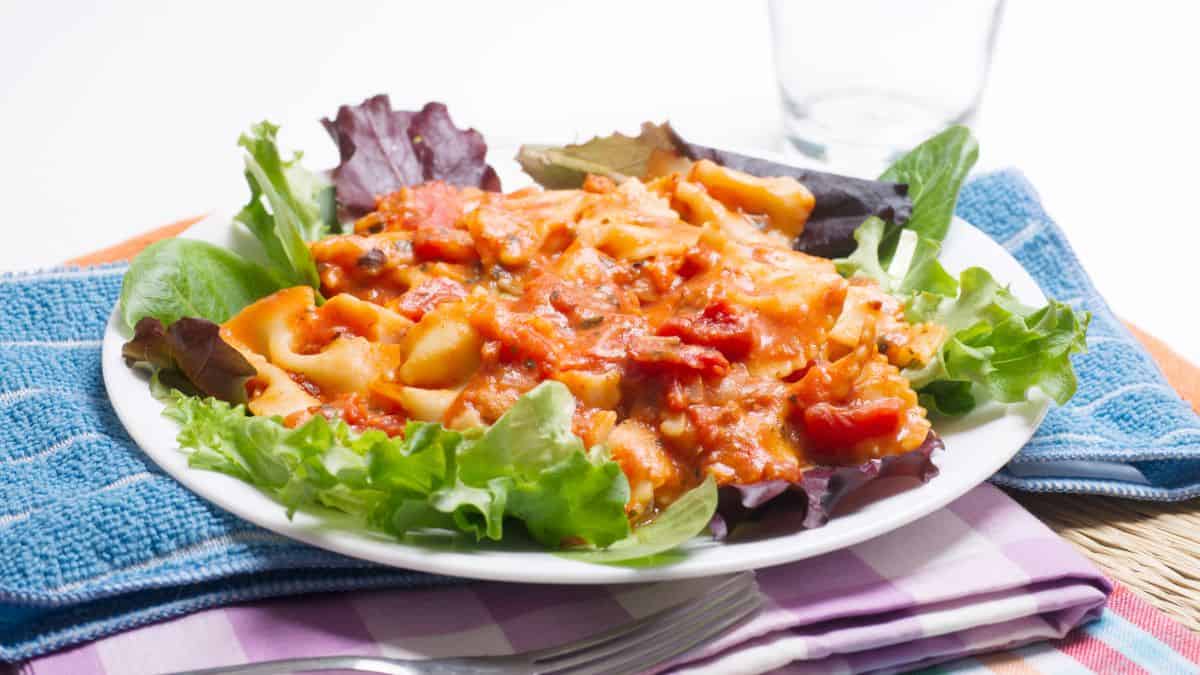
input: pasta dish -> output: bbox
[118,96,1087,559]
[223,161,943,520]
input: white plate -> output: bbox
[102,143,1049,584]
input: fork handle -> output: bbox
[169,655,503,675]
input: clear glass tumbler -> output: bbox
[769,0,1004,173]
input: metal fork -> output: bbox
[169,572,762,675]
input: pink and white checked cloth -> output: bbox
[25,485,1129,674]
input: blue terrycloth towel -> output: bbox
[0,270,455,663]
[0,170,1196,662]
[957,172,1200,498]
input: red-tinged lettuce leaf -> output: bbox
[798,431,942,528]
[123,317,256,404]
[711,431,942,538]
[323,95,501,216]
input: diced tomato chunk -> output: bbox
[399,182,462,229]
[657,300,755,360]
[471,302,562,370]
[801,398,905,453]
[676,246,718,278]
[394,277,468,321]
[381,183,477,263]
[628,335,729,377]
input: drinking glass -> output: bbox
[769,0,1004,173]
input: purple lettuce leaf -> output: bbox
[123,317,256,404]
[710,432,942,539]
[322,95,501,217]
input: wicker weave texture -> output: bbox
[1015,491,1200,632]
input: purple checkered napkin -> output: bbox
[25,485,1108,675]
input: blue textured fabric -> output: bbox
[0,266,455,662]
[957,171,1200,499]
[0,170,1196,662]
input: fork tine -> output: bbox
[568,593,763,675]
[528,573,754,663]
[533,575,756,673]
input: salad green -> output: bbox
[164,381,715,561]
[561,475,717,564]
[836,128,1089,414]
[877,125,978,269]
[120,123,330,331]
[118,238,281,330]
[516,123,678,189]
[234,121,333,289]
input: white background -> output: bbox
[1,1,1196,361]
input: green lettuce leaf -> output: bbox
[433,381,631,548]
[119,121,331,332]
[504,447,631,549]
[119,122,333,330]
[836,217,891,290]
[837,127,1088,414]
[163,381,636,554]
[879,126,979,250]
[456,379,585,483]
[838,126,978,296]
[905,268,1090,408]
[560,474,717,565]
[235,122,332,290]
[119,238,283,329]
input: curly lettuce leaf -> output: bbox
[456,379,585,483]
[835,127,1089,410]
[235,122,329,290]
[836,217,892,289]
[905,268,1090,409]
[164,382,637,554]
[322,96,501,217]
[504,447,632,550]
[431,381,631,548]
[837,128,1088,413]
[840,226,1089,414]
[836,216,960,297]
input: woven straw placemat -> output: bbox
[1015,323,1200,632]
[72,225,1200,633]
[1015,492,1200,632]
